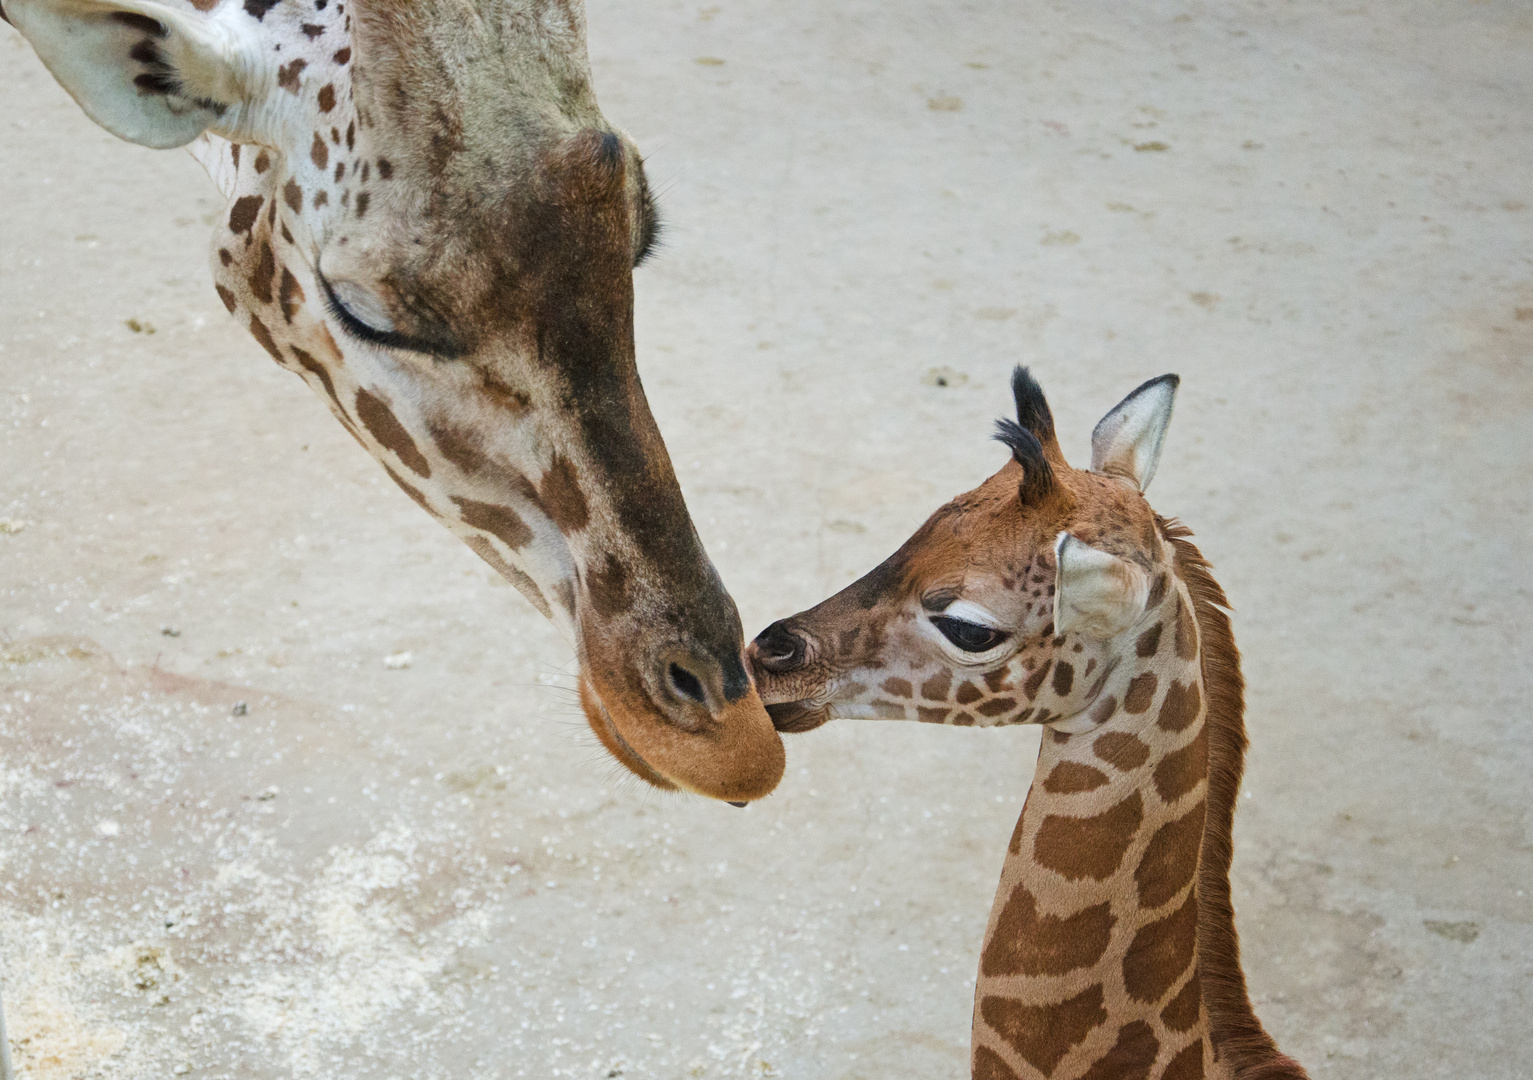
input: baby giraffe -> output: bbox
[750,369,1308,1080]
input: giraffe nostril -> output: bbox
[667,662,707,704]
[753,621,806,672]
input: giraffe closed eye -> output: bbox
[317,271,460,358]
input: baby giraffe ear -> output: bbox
[1053,533,1150,640]
[1090,374,1179,491]
[7,0,266,149]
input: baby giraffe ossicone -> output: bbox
[751,370,1308,1080]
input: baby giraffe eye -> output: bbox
[931,616,1010,653]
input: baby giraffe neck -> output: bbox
[971,576,1226,1080]
[970,525,1310,1080]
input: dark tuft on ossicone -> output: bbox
[994,419,1056,504]
[1010,365,1055,443]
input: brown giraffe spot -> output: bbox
[479,372,530,413]
[984,667,1012,693]
[980,985,1107,1076]
[317,83,336,112]
[453,497,533,551]
[280,222,294,245]
[310,133,329,170]
[1158,680,1202,732]
[1022,659,1052,700]
[355,388,431,478]
[246,237,277,301]
[382,463,433,515]
[361,162,370,182]
[215,285,237,314]
[1136,800,1206,909]
[955,681,983,705]
[917,706,951,724]
[1162,1042,1206,1080]
[1122,890,1198,1003]
[1145,572,1169,609]
[248,314,282,363]
[1136,623,1163,657]
[283,178,304,213]
[333,46,352,64]
[1175,595,1197,659]
[346,121,356,150]
[586,553,631,617]
[290,347,347,420]
[276,58,306,92]
[1034,792,1143,881]
[301,22,325,38]
[1153,727,1208,804]
[427,421,488,475]
[355,192,370,219]
[1160,976,1203,1033]
[538,454,590,532]
[981,884,1114,976]
[278,266,304,323]
[920,670,951,701]
[330,126,340,144]
[1124,671,1158,714]
[837,627,861,656]
[1043,761,1110,794]
[218,248,234,266]
[1076,1020,1159,1080]
[228,195,263,234]
[377,157,394,179]
[312,190,329,209]
[976,696,1017,718]
[335,161,346,183]
[951,711,976,727]
[1052,661,1074,697]
[253,149,270,173]
[972,1046,1021,1080]
[881,677,913,698]
[229,143,241,167]
[1089,694,1118,726]
[1093,731,1150,771]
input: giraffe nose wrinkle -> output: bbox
[753,620,807,673]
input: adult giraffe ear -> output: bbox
[1090,374,1179,492]
[6,0,268,149]
[1053,533,1150,640]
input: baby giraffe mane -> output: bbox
[1162,519,1307,1080]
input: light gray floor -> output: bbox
[2,2,1530,1078]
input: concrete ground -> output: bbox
[2,1,1530,1077]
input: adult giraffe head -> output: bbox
[5,0,784,802]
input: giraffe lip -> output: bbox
[765,700,832,733]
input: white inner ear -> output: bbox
[1090,374,1178,492]
[8,0,264,149]
[1053,533,1149,641]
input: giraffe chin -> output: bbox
[577,676,786,803]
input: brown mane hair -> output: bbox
[1162,518,1310,1080]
